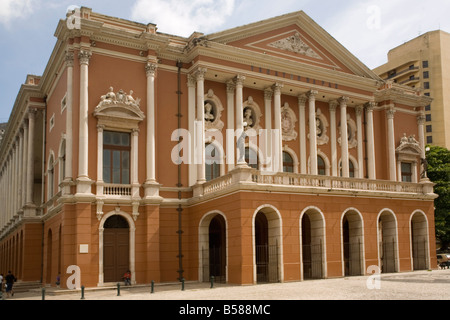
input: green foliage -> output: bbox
[426,145,450,251]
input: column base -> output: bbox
[75,177,95,200]
[143,181,163,203]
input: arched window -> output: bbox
[340,159,355,178]
[205,143,220,181]
[48,154,55,199]
[283,151,294,173]
[318,156,326,176]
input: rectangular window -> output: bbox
[401,162,412,182]
[425,105,431,111]
[427,136,433,144]
[423,71,429,79]
[103,131,130,184]
[424,82,430,89]
[426,125,432,133]
[426,114,432,122]
[423,61,429,68]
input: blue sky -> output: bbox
[0,0,449,123]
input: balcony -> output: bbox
[192,166,436,201]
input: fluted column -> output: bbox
[387,107,396,181]
[298,94,307,174]
[145,62,157,184]
[65,51,74,183]
[196,68,207,182]
[339,97,350,177]
[26,109,36,205]
[365,102,376,179]
[235,75,247,167]
[308,90,318,175]
[187,74,197,186]
[77,49,92,194]
[273,83,284,172]
[356,105,364,178]
[329,100,338,176]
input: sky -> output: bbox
[0,0,449,123]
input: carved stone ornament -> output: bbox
[315,108,329,145]
[243,96,262,131]
[268,32,322,59]
[204,89,224,131]
[93,87,145,129]
[281,102,298,141]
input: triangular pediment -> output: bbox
[206,11,380,80]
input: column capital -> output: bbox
[264,88,273,100]
[234,74,246,86]
[194,67,208,81]
[329,100,338,112]
[97,124,105,132]
[226,79,236,93]
[78,50,92,65]
[364,101,376,111]
[307,90,318,99]
[355,105,364,116]
[338,96,349,105]
[145,62,158,77]
[298,94,307,105]
[386,107,396,119]
[272,82,283,94]
[65,51,75,67]
[417,113,426,125]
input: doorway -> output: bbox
[103,215,130,283]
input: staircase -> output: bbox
[8,281,42,293]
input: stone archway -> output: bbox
[341,209,364,276]
[410,211,429,270]
[378,209,398,273]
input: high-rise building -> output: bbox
[0,8,437,288]
[374,30,450,149]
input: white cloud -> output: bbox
[0,0,35,27]
[322,0,450,69]
[130,0,235,37]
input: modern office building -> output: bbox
[0,8,437,288]
[374,30,450,149]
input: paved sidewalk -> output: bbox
[8,269,450,301]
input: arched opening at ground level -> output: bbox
[253,205,283,284]
[410,211,430,270]
[378,210,398,273]
[341,209,364,276]
[198,212,227,283]
[300,207,326,280]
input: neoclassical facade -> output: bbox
[0,8,437,288]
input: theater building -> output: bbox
[0,8,437,288]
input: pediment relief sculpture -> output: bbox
[94,87,145,128]
[315,108,329,145]
[268,32,322,59]
[204,89,224,131]
[396,133,421,156]
[281,102,298,141]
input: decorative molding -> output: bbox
[315,108,329,145]
[281,102,297,141]
[268,32,322,59]
[204,89,224,131]
[243,96,262,131]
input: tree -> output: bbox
[425,145,450,251]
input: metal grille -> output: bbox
[412,239,428,270]
[256,244,279,283]
[344,240,363,276]
[381,239,397,273]
[302,242,323,280]
[202,247,226,283]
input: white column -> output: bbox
[365,102,376,179]
[417,112,426,180]
[26,109,36,205]
[131,128,139,198]
[235,75,247,167]
[227,80,236,172]
[387,107,396,181]
[65,51,74,182]
[298,94,307,174]
[339,97,350,178]
[196,68,207,182]
[308,90,318,175]
[356,105,364,178]
[273,83,284,172]
[77,49,92,193]
[145,62,157,184]
[96,125,104,196]
[329,100,338,176]
[17,130,23,211]
[22,121,28,207]
[188,74,197,186]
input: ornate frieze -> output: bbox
[268,32,321,59]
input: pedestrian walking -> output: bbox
[5,271,17,298]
